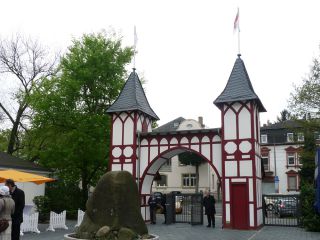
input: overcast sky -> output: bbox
[1,0,320,128]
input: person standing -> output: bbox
[0,186,15,240]
[148,193,158,224]
[161,194,167,224]
[203,189,216,228]
[5,179,25,240]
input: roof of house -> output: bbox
[106,70,159,120]
[0,152,50,172]
[153,117,185,132]
[214,54,266,112]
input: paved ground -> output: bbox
[21,216,320,240]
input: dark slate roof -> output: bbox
[106,70,159,120]
[261,120,302,130]
[0,152,51,172]
[214,54,266,112]
[153,117,185,132]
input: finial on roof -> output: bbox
[132,68,136,72]
[237,53,241,58]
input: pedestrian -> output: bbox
[0,186,15,240]
[5,180,25,240]
[148,192,158,224]
[161,194,167,224]
[203,189,216,228]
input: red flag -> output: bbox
[233,8,239,33]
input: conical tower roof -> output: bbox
[214,54,266,112]
[107,70,159,120]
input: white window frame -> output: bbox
[287,133,294,142]
[287,152,295,165]
[182,173,197,187]
[297,132,304,142]
[288,175,297,191]
[156,174,167,187]
[261,134,268,144]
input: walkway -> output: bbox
[21,216,320,240]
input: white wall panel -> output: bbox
[249,178,253,202]
[140,147,149,177]
[123,164,133,174]
[201,144,210,161]
[239,107,251,139]
[112,164,121,171]
[226,203,230,222]
[250,204,254,227]
[181,137,189,144]
[212,143,222,176]
[224,109,236,140]
[225,161,237,176]
[150,146,158,162]
[225,179,230,201]
[124,119,134,145]
[190,144,199,152]
[113,119,123,145]
[240,161,252,176]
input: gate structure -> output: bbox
[263,194,301,227]
[107,55,266,229]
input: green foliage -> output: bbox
[28,31,134,208]
[289,56,320,117]
[276,109,292,123]
[33,196,50,222]
[298,131,320,231]
[178,152,205,166]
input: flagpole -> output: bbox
[238,25,240,55]
[133,25,137,70]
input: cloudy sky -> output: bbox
[1,0,320,128]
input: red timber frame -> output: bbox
[137,129,222,221]
[220,101,262,230]
[108,111,152,179]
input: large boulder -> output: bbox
[76,171,148,239]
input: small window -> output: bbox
[261,134,268,143]
[288,175,297,191]
[297,133,304,142]
[182,174,197,187]
[262,157,269,171]
[186,123,193,128]
[173,122,179,128]
[287,153,295,165]
[287,133,294,142]
[156,175,167,187]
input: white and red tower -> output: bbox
[106,69,159,179]
[214,54,266,229]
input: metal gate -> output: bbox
[262,194,301,226]
[166,193,203,225]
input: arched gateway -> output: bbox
[107,54,266,230]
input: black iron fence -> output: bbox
[165,193,203,225]
[263,194,301,227]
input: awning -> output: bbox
[0,169,55,185]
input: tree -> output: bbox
[289,48,320,231]
[178,151,206,193]
[276,109,292,123]
[0,35,58,155]
[29,32,134,208]
[289,56,320,118]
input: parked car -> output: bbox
[274,198,298,218]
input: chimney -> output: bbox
[198,116,204,128]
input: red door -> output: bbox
[231,183,249,229]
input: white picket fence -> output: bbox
[75,209,85,227]
[20,212,40,236]
[46,210,68,232]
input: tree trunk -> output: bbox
[195,164,199,193]
[7,106,24,155]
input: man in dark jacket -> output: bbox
[203,189,216,228]
[5,179,25,240]
[148,192,158,224]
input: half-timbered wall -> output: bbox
[221,101,262,229]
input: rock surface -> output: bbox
[76,171,148,239]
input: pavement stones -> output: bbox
[21,216,320,240]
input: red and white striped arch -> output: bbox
[221,101,262,229]
[137,131,222,221]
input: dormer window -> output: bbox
[186,124,193,128]
[261,134,268,144]
[287,133,294,142]
[297,133,304,142]
[173,122,179,128]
